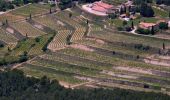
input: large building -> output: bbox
[82,1,118,16]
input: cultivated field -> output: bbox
[11,21,46,37]
[0,3,170,95]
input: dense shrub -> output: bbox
[159,22,168,30]
[136,28,151,35]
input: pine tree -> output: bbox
[163,42,165,50]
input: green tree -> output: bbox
[159,22,168,30]
[140,3,154,17]
[123,20,128,26]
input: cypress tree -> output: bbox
[131,21,134,29]
[29,13,32,20]
[163,42,165,50]
[151,26,154,35]
[5,19,8,25]
[50,8,52,14]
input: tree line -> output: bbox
[0,69,169,100]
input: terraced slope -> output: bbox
[11,21,46,37]
[0,28,18,44]
[0,13,24,23]
[18,50,170,92]
[48,30,72,51]
[33,15,67,31]
[10,4,49,17]
[56,12,87,42]
[70,27,86,42]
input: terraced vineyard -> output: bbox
[70,27,86,42]
[48,30,72,51]
[10,4,49,17]
[89,30,170,49]
[33,15,67,31]
[0,3,169,96]
[0,13,24,23]
[56,12,87,42]
[0,28,18,44]
[11,21,46,37]
[18,49,170,92]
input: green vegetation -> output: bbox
[0,0,170,97]
[10,4,49,17]
[153,7,169,18]
[0,69,169,100]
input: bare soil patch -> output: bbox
[144,58,170,67]
[86,38,105,44]
[114,67,153,75]
[70,44,94,52]
[34,24,43,30]
[101,70,138,79]
[59,81,72,88]
[57,20,65,26]
[6,27,14,34]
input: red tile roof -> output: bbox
[139,22,156,29]
[94,2,113,9]
[92,5,108,12]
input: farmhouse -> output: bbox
[82,1,119,16]
[139,22,158,30]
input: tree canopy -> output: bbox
[0,69,169,100]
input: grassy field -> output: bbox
[153,6,169,18]
[110,16,159,27]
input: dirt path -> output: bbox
[12,56,37,69]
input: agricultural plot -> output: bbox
[0,13,24,23]
[58,48,170,72]
[18,64,83,85]
[33,15,67,31]
[70,28,86,42]
[89,30,170,49]
[153,6,169,18]
[72,16,87,26]
[10,4,49,17]
[10,34,51,56]
[77,39,153,57]
[3,3,170,94]
[11,21,46,37]
[89,24,103,32]
[34,51,170,92]
[56,13,82,28]
[0,28,18,44]
[48,30,72,51]
[62,47,169,72]
[28,34,53,55]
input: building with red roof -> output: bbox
[139,22,158,30]
[82,1,118,16]
[94,2,113,9]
